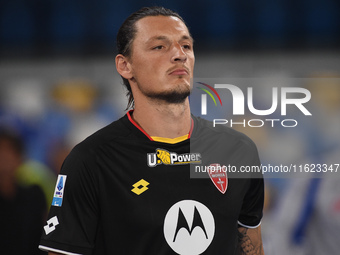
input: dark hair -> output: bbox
[116,6,188,109]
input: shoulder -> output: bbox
[192,115,258,151]
[70,115,131,156]
[59,115,133,174]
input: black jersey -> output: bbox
[39,112,264,255]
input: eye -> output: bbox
[153,45,164,50]
[182,44,192,50]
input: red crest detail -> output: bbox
[207,163,228,194]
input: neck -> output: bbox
[132,98,191,139]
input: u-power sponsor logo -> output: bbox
[147,148,201,167]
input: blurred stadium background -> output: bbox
[1,0,340,254]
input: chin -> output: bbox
[146,87,191,104]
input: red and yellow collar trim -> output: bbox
[127,110,193,143]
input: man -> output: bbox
[40,6,264,255]
[0,129,46,255]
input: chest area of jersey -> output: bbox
[96,141,248,253]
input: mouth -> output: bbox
[168,67,189,76]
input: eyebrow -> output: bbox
[146,35,194,44]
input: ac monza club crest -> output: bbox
[207,163,228,194]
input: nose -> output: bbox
[171,43,187,63]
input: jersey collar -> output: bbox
[127,110,194,142]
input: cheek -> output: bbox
[136,63,166,83]
[133,56,158,75]
[133,66,157,84]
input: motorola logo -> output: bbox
[163,200,215,255]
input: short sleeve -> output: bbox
[238,177,264,228]
[238,139,264,228]
[39,146,99,255]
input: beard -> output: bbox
[144,89,191,104]
[136,81,191,104]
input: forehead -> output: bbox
[134,15,191,42]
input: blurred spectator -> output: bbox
[0,128,47,255]
[16,160,56,207]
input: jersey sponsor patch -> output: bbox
[163,200,215,255]
[44,216,59,235]
[147,148,201,167]
[207,163,228,194]
[52,175,67,207]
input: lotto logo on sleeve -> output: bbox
[44,216,59,235]
[52,175,67,207]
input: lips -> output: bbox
[169,68,189,76]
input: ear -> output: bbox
[115,54,133,79]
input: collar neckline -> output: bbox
[126,110,194,142]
